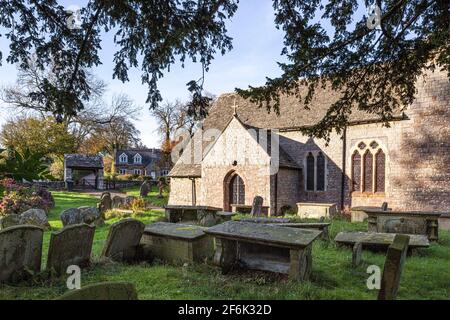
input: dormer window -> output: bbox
[119,153,128,163]
[134,153,142,164]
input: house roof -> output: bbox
[64,154,103,169]
[169,87,406,178]
[116,149,161,166]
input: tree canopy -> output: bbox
[0,1,448,140]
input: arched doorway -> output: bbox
[223,171,245,211]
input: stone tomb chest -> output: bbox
[205,221,322,281]
[297,203,337,219]
[364,209,441,241]
[140,222,214,263]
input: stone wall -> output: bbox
[200,117,272,212]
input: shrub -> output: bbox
[130,197,146,213]
[104,209,132,220]
[0,179,53,215]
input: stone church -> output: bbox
[168,68,450,216]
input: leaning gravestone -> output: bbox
[57,282,138,300]
[378,234,410,300]
[250,196,264,217]
[101,219,145,262]
[47,224,96,276]
[140,181,151,197]
[0,225,43,283]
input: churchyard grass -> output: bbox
[0,191,448,300]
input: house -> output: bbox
[115,148,170,178]
[168,68,450,215]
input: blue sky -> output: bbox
[0,1,368,148]
[0,0,288,148]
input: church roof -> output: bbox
[169,87,405,178]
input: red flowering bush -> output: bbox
[0,179,53,216]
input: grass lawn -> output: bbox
[0,190,449,300]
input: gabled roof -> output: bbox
[64,154,103,169]
[116,148,161,166]
[169,115,300,178]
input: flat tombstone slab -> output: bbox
[241,217,291,224]
[334,231,429,249]
[0,225,43,283]
[205,222,321,281]
[250,196,264,217]
[47,224,96,275]
[102,218,145,262]
[378,234,410,300]
[205,221,322,248]
[141,222,214,263]
[270,223,331,240]
[57,282,138,300]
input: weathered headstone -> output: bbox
[98,193,112,216]
[378,234,410,300]
[61,207,103,227]
[79,206,103,225]
[19,208,50,229]
[124,196,136,207]
[57,282,138,300]
[250,196,264,217]
[61,208,81,226]
[352,242,363,267]
[0,225,43,283]
[46,224,96,275]
[139,181,151,197]
[101,219,145,262]
[112,195,124,208]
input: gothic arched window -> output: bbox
[351,141,386,194]
[363,150,373,192]
[375,150,386,192]
[306,152,315,191]
[316,152,326,191]
[352,151,361,192]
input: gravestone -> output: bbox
[250,196,264,217]
[61,207,103,226]
[0,225,43,283]
[47,224,95,275]
[101,219,145,262]
[19,208,50,229]
[98,193,112,215]
[140,181,151,197]
[112,196,124,208]
[0,215,21,229]
[124,196,136,207]
[57,282,138,300]
[378,234,410,300]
